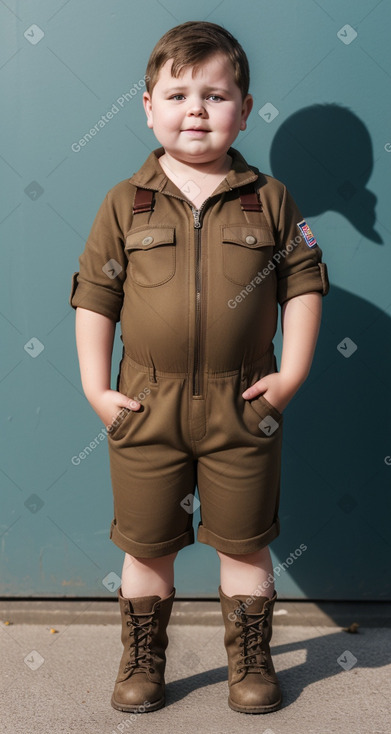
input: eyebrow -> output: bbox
[162,86,231,95]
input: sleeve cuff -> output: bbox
[277,262,330,305]
[69,272,123,322]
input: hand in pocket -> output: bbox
[242,372,297,415]
[88,389,141,429]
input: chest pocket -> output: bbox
[125,225,176,287]
[221,224,275,286]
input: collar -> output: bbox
[128,146,259,197]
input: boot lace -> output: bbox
[234,606,270,674]
[123,607,158,675]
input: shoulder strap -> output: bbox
[132,187,154,214]
[238,184,262,212]
[133,184,260,215]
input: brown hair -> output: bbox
[145,21,250,99]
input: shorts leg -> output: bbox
[109,442,197,558]
[195,365,283,554]
[107,357,197,558]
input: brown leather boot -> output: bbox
[111,586,175,712]
[219,585,282,713]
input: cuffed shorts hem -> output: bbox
[196,517,280,555]
[109,520,195,558]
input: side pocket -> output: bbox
[244,393,283,438]
[107,361,147,442]
[249,393,283,421]
[107,405,135,441]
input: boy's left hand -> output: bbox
[241,372,299,415]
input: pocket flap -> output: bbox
[125,225,175,251]
[221,224,274,248]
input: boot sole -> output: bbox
[110,693,165,713]
[228,695,282,714]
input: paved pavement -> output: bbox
[0,603,390,734]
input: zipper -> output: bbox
[191,202,206,397]
[135,186,208,397]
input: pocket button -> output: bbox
[142,236,154,246]
[245,235,257,245]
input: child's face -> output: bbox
[143,53,253,166]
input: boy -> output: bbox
[70,21,329,715]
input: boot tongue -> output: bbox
[128,595,161,614]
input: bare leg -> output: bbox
[121,551,177,599]
[217,546,274,599]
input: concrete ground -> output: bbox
[0,601,390,734]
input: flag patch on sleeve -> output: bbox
[297,220,317,247]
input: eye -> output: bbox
[170,94,185,101]
[208,95,224,102]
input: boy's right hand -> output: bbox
[87,389,141,430]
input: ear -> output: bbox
[143,91,154,129]
[240,93,253,131]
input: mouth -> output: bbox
[182,127,209,132]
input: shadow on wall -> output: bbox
[268,105,391,601]
[270,103,382,243]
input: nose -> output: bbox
[187,97,207,117]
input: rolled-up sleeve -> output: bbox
[273,185,329,305]
[69,191,128,322]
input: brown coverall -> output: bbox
[70,146,329,558]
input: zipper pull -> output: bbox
[192,207,201,228]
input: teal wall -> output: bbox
[1,0,390,599]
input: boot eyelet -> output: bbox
[235,621,240,627]
[149,667,155,673]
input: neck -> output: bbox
[158,150,232,179]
